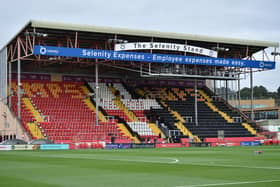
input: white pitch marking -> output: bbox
[184,162,280,170]
[175,179,280,187]
[32,153,179,164]
[170,158,179,164]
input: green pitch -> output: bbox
[0,146,280,187]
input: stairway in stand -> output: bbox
[22,97,45,139]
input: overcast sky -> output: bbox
[0,0,279,91]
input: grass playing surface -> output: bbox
[0,146,279,187]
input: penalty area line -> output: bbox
[35,154,179,164]
[175,179,280,187]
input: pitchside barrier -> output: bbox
[0,144,69,151]
[155,143,187,148]
[69,142,105,149]
[105,143,155,149]
[189,142,211,147]
[0,142,192,151]
[105,143,191,149]
[0,145,38,151]
[12,145,37,150]
[0,145,12,151]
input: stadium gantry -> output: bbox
[0,20,278,145]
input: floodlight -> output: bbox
[212,47,230,52]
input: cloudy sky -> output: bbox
[0,0,279,91]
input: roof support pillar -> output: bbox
[17,37,21,138]
[95,60,99,126]
[250,68,254,121]
[194,78,198,126]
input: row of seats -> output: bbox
[11,81,130,143]
[164,88,256,139]
[113,83,132,99]
[135,85,258,141]
[133,110,149,122]
[105,110,132,122]
[127,122,155,136]
[97,99,118,110]
[11,96,37,139]
[13,82,86,99]
[11,78,259,143]
[203,86,260,132]
[88,82,160,132]
[88,83,115,99]
[121,99,162,110]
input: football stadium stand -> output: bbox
[6,77,261,144]
[0,20,278,145]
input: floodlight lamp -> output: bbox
[24,31,48,37]
[36,33,48,37]
[108,38,128,43]
[212,47,230,52]
[224,48,230,52]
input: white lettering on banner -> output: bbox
[82,50,112,59]
[113,52,145,61]
[115,42,217,57]
[152,54,183,63]
[33,45,276,69]
[39,46,59,55]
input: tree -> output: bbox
[277,86,280,98]
[240,87,251,99]
[237,85,279,100]
[253,86,268,99]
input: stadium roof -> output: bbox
[3,20,279,50]
[31,20,278,47]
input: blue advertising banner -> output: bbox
[34,45,276,69]
[40,144,69,150]
[105,144,132,149]
[240,141,261,146]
